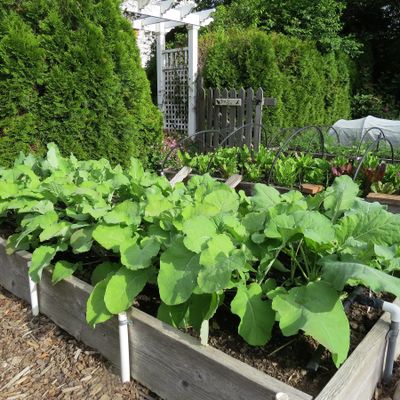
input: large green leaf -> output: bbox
[52,260,80,284]
[293,211,335,244]
[182,215,217,253]
[323,176,359,218]
[145,193,173,217]
[231,283,275,346]
[157,293,220,331]
[103,200,141,226]
[92,224,133,252]
[39,221,72,242]
[86,277,113,327]
[158,238,201,305]
[91,262,121,286]
[120,237,160,270]
[336,204,400,246]
[320,256,400,297]
[198,235,237,293]
[203,189,239,213]
[198,250,245,293]
[70,227,94,254]
[272,281,349,367]
[104,267,149,314]
[157,302,188,328]
[251,184,281,211]
[29,245,58,282]
[264,210,335,244]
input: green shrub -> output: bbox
[0,0,162,167]
[200,30,352,132]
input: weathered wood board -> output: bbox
[366,192,400,214]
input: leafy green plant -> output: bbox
[2,145,400,369]
[177,145,400,195]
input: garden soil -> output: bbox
[0,286,159,400]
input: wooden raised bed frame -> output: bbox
[1,238,399,400]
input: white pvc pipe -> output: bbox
[275,393,289,400]
[383,301,400,323]
[118,312,131,383]
[27,263,39,316]
[200,319,209,346]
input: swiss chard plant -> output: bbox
[176,145,400,195]
[1,145,400,369]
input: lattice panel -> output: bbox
[163,48,188,132]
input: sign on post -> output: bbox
[215,98,242,106]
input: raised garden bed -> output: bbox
[1,238,399,400]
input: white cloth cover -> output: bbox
[329,115,400,147]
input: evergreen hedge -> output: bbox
[0,0,162,167]
[200,30,352,131]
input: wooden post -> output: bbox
[254,88,264,151]
[245,88,254,148]
[156,23,165,123]
[187,25,199,137]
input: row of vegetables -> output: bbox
[175,145,400,195]
[1,145,400,368]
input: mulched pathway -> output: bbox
[0,286,159,400]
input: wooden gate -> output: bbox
[196,80,276,151]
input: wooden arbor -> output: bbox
[122,1,214,136]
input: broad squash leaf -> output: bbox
[323,175,359,219]
[272,281,349,367]
[52,260,80,284]
[320,256,400,298]
[29,245,58,282]
[70,227,94,254]
[231,283,275,346]
[104,267,149,314]
[92,224,133,252]
[86,277,113,327]
[251,184,281,211]
[158,238,201,305]
[182,215,217,253]
[120,238,160,270]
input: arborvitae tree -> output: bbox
[0,0,162,167]
[200,30,352,130]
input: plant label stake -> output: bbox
[118,312,131,383]
[27,262,39,316]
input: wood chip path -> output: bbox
[0,287,159,400]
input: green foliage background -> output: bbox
[0,0,162,167]
[200,30,352,130]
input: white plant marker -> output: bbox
[118,312,131,383]
[27,262,39,316]
[200,319,209,346]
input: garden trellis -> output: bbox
[122,0,214,136]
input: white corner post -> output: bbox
[156,23,165,119]
[187,25,199,138]
[118,312,131,383]
[27,262,39,316]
